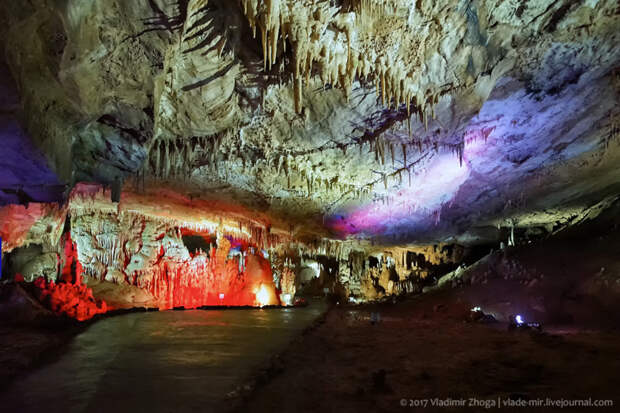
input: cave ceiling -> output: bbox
[0,0,618,245]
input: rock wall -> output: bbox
[2,183,619,311]
[65,185,285,309]
[289,240,473,302]
[1,183,290,309]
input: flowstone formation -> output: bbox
[0,1,619,317]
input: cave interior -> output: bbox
[0,1,619,412]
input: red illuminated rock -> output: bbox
[0,203,65,253]
[32,276,107,321]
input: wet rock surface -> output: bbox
[232,216,620,412]
[235,295,620,413]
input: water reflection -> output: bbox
[0,304,325,413]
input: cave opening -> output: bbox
[181,231,215,257]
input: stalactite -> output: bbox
[155,141,162,177]
[237,1,424,114]
[171,142,178,177]
[164,140,170,178]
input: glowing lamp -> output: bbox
[280,293,292,306]
[515,315,524,325]
[219,293,225,300]
[256,284,270,307]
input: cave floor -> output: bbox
[236,293,620,413]
[0,304,326,413]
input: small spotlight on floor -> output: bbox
[280,293,292,306]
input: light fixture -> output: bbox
[256,284,270,307]
[280,293,292,306]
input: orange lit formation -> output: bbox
[139,236,280,309]
[19,231,282,319]
[1,185,293,321]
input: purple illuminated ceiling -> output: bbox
[327,73,619,242]
[0,61,64,205]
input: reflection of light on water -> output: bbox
[255,284,270,307]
